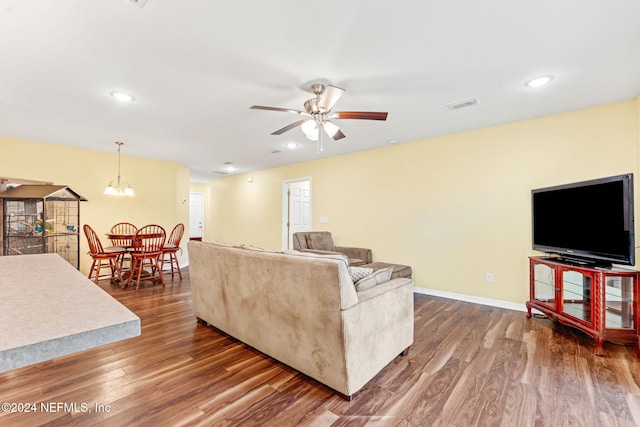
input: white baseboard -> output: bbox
[413,287,528,313]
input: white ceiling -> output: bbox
[1,1,639,181]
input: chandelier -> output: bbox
[104,141,134,196]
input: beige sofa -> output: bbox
[188,240,414,397]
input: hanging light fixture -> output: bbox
[104,141,134,196]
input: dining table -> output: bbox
[105,232,165,246]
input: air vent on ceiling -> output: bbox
[446,97,479,110]
[214,170,229,175]
[127,0,149,8]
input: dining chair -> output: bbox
[162,223,185,280]
[83,224,124,285]
[128,224,166,291]
[109,222,138,248]
[109,222,138,270]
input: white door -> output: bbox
[282,179,312,249]
[189,192,204,240]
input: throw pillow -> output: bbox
[348,266,373,283]
[355,266,394,291]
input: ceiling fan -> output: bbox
[250,83,388,152]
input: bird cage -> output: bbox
[0,185,87,268]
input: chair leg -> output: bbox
[156,257,165,286]
[126,258,137,289]
[172,252,182,279]
[88,259,98,284]
[135,258,144,291]
[161,253,168,277]
[109,259,116,283]
[95,262,104,285]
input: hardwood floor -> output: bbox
[2,270,640,426]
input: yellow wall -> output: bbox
[208,100,640,305]
[0,136,191,276]
[2,98,638,304]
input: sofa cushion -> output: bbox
[307,232,336,252]
[355,266,394,291]
[348,266,374,282]
[361,262,412,279]
[292,233,309,250]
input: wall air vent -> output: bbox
[446,97,479,110]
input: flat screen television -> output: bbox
[531,173,635,267]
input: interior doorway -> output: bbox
[282,178,312,250]
[189,192,204,241]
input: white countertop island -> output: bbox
[0,253,140,373]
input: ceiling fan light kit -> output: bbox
[301,119,319,141]
[250,82,388,153]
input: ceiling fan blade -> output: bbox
[332,128,346,141]
[324,120,346,141]
[330,111,388,121]
[250,105,309,116]
[317,85,345,112]
[271,119,307,135]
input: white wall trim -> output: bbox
[413,287,528,312]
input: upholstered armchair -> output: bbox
[292,231,372,266]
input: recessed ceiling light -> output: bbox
[110,91,135,102]
[525,75,554,88]
[285,142,298,149]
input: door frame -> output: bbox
[281,177,312,250]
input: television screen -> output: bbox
[532,173,635,266]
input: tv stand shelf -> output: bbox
[527,256,640,357]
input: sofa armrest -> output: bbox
[335,246,372,264]
[341,277,413,395]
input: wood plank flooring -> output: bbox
[2,270,640,426]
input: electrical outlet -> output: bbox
[485,273,494,283]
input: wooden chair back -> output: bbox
[83,224,105,255]
[166,223,185,248]
[132,224,166,255]
[110,222,138,247]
